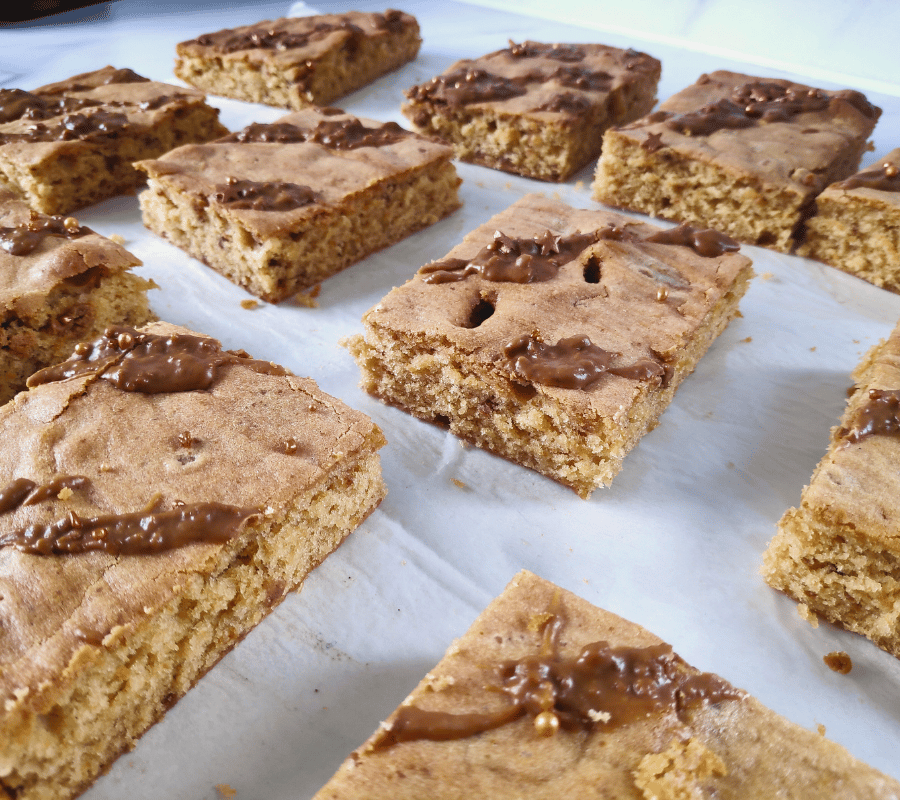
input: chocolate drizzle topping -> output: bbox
[644,223,740,258]
[0,213,90,256]
[420,230,596,284]
[535,92,592,115]
[213,177,319,211]
[190,19,367,55]
[658,79,876,138]
[373,612,742,750]
[504,335,667,390]
[835,160,900,192]
[406,67,528,106]
[27,326,289,394]
[0,501,258,556]
[225,118,408,149]
[505,41,585,62]
[839,388,900,445]
[549,65,613,92]
[0,110,129,145]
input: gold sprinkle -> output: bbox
[63,216,80,232]
[534,711,559,737]
[241,299,259,310]
[656,287,668,302]
[284,437,299,455]
[885,163,898,177]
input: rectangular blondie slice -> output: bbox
[175,10,421,110]
[347,194,753,497]
[764,319,900,658]
[593,70,881,252]
[0,190,154,405]
[136,108,460,302]
[402,41,660,181]
[0,66,228,215]
[797,148,900,291]
[0,322,386,800]
[314,571,900,799]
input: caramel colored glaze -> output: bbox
[0,213,90,256]
[213,177,319,211]
[0,109,129,145]
[406,67,528,106]
[835,160,900,192]
[644,223,741,258]
[659,79,877,138]
[506,42,585,62]
[420,230,596,284]
[0,501,258,556]
[189,19,365,55]
[373,637,742,750]
[839,388,900,444]
[224,118,409,149]
[27,326,289,394]
[504,335,666,390]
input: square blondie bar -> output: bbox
[764,319,900,659]
[0,190,154,405]
[403,41,660,181]
[593,70,880,252]
[797,148,900,291]
[348,194,753,497]
[314,571,900,799]
[0,322,386,800]
[175,10,421,110]
[136,108,460,302]
[0,66,228,215]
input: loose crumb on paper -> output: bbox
[294,284,321,307]
[761,271,774,280]
[797,602,819,628]
[823,651,852,674]
[215,785,237,798]
[108,233,126,245]
[451,478,467,489]
[742,336,752,343]
[240,299,259,310]
[816,723,826,736]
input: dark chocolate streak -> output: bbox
[225,118,408,149]
[658,80,877,138]
[0,214,91,256]
[644,223,740,258]
[63,67,151,91]
[420,230,596,284]
[27,326,289,394]
[504,335,667,390]
[535,92,592,115]
[373,614,742,749]
[0,502,258,556]
[835,161,900,192]
[549,65,613,92]
[407,67,528,105]
[0,476,89,515]
[0,110,129,145]
[505,41,585,62]
[190,19,366,54]
[213,177,319,211]
[839,388,900,444]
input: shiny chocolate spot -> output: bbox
[644,223,740,257]
[0,213,90,256]
[534,92,592,115]
[306,118,408,149]
[421,230,595,284]
[835,160,900,192]
[406,67,527,106]
[0,502,258,556]
[504,334,666,390]
[27,326,290,394]
[550,65,613,92]
[213,177,319,211]
[505,41,585,62]
[0,110,129,145]
[191,19,365,55]
[839,388,900,444]
[224,122,309,144]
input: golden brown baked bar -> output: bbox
[764,319,900,659]
[797,148,900,291]
[0,322,386,800]
[0,190,154,405]
[593,70,881,252]
[348,194,753,497]
[314,571,900,799]
[175,10,421,110]
[402,41,660,181]
[0,66,228,215]
[135,108,460,302]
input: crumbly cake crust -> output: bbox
[135,108,460,302]
[402,41,660,182]
[0,322,386,800]
[763,321,900,658]
[797,148,900,291]
[0,191,154,405]
[348,194,753,497]
[314,571,900,799]
[593,70,880,252]
[175,10,421,110]
[0,66,228,216]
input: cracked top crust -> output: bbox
[134,108,454,239]
[0,191,142,317]
[362,194,753,418]
[0,321,382,707]
[611,70,881,196]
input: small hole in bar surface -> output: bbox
[583,255,602,283]
[461,296,496,328]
